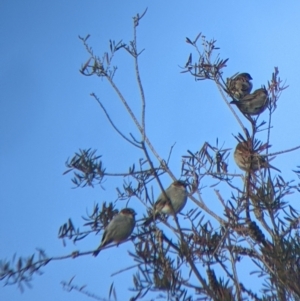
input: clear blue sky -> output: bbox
[1,1,300,300]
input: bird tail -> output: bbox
[93,249,101,257]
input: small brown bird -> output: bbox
[226,73,253,100]
[143,180,188,226]
[230,87,269,115]
[234,142,280,172]
[93,208,136,256]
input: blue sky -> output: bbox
[1,1,300,300]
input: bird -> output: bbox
[93,208,136,256]
[234,142,280,172]
[230,87,269,116]
[226,73,253,100]
[143,180,188,226]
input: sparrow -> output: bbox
[234,142,280,172]
[93,208,136,256]
[143,180,188,226]
[230,87,269,115]
[226,73,253,100]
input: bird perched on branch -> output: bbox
[143,180,188,226]
[93,208,136,256]
[234,142,280,172]
[230,87,269,116]
[226,73,253,100]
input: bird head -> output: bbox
[120,208,136,217]
[238,73,253,81]
[173,180,187,188]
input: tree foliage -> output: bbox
[2,9,300,301]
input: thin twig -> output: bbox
[268,144,300,157]
[132,11,147,141]
[91,93,141,148]
[227,236,242,300]
[215,82,248,136]
[111,263,141,276]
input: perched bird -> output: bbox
[230,87,269,116]
[143,180,188,226]
[234,142,280,172]
[93,208,136,256]
[226,73,253,100]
